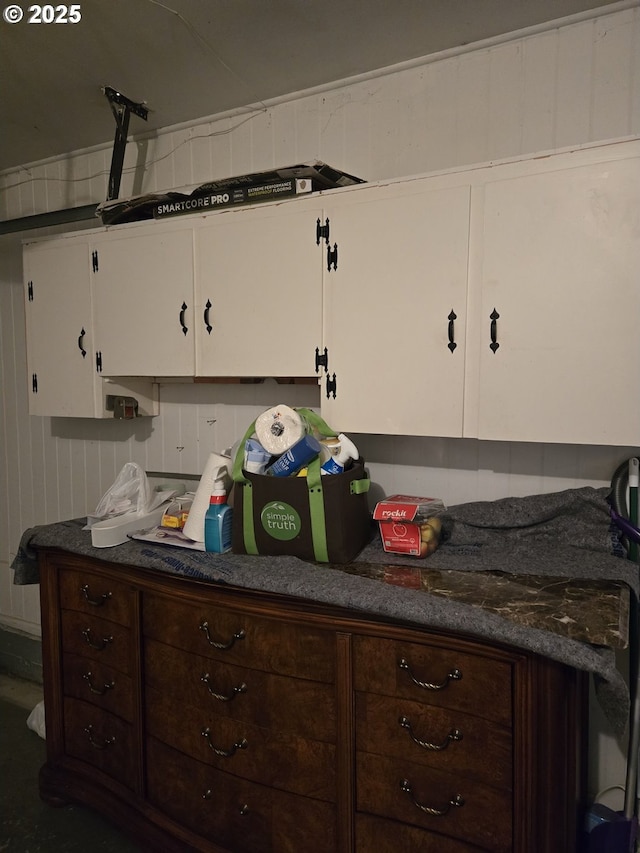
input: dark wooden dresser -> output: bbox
[38,547,587,852]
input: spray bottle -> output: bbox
[321,433,359,475]
[204,480,233,553]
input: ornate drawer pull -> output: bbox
[399,716,463,751]
[83,724,116,750]
[400,779,464,816]
[82,628,113,651]
[200,673,247,701]
[398,658,462,690]
[82,671,115,695]
[199,620,245,650]
[201,727,248,757]
[80,584,112,606]
[203,790,249,815]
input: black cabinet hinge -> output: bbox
[326,243,338,272]
[316,217,330,245]
[315,346,328,373]
[96,351,103,373]
[27,280,34,301]
[325,373,337,399]
[92,250,99,272]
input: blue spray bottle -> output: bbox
[204,481,233,553]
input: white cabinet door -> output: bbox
[320,181,471,437]
[92,224,194,376]
[469,153,640,445]
[23,238,99,417]
[194,201,324,377]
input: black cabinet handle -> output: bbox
[82,671,115,696]
[398,658,462,690]
[400,780,464,817]
[399,716,463,751]
[83,724,115,750]
[179,302,188,336]
[490,308,500,353]
[201,727,248,757]
[199,620,245,650]
[78,328,87,358]
[204,300,212,334]
[80,584,112,606]
[81,628,113,651]
[201,673,247,702]
[447,310,457,353]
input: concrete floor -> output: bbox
[0,672,141,852]
[0,671,44,712]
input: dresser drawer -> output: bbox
[357,752,512,853]
[356,813,486,853]
[144,593,335,682]
[356,692,511,789]
[145,684,336,801]
[147,737,337,853]
[353,636,512,726]
[63,697,136,790]
[145,637,336,742]
[59,567,133,625]
[62,652,133,722]
[61,609,131,674]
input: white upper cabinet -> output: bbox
[23,237,98,417]
[320,180,471,437]
[91,222,195,377]
[466,146,640,445]
[23,234,158,418]
[194,199,325,377]
[22,140,640,439]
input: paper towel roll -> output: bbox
[183,452,231,542]
[255,405,305,455]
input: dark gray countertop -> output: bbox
[12,486,637,735]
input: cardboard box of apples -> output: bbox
[373,494,446,558]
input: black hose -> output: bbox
[610,460,630,514]
[609,460,630,552]
[609,458,640,820]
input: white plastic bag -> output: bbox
[26,699,46,739]
[86,463,170,527]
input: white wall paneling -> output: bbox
[1,3,639,803]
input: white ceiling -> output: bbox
[0,0,622,172]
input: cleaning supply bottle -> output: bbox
[321,433,359,475]
[266,434,322,477]
[204,482,233,553]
